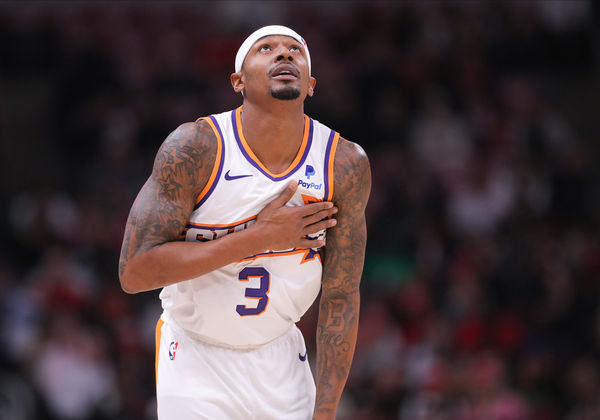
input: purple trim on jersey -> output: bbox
[231,109,314,181]
[302,248,320,262]
[243,247,320,263]
[323,129,336,201]
[194,115,225,210]
[185,218,256,231]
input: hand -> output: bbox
[254,181,337,250]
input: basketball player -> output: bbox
[119,25,370,420]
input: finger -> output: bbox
[266,181,298,209]
[297,238,326,249]
[302,218,337,236]
[297,201,334,216]
[303,207,338,226]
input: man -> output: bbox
[119,25,370,419]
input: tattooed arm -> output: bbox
[314,138,370,419]
[119,120,337,293]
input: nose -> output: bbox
[275,46,293,63]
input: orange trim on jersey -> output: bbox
[155,318,164,385]
[238,248,321,264]
[234,106,310,178]
[327,132,340,201]
[195,117,224,206]
[301,193,323,205]
[186,214,258,229]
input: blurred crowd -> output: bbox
[0,1,598,419]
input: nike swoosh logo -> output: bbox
[224,170,253,181]
[299,352,307,362]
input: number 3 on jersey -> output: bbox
[236,267,270,316]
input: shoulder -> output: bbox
[151,119,219,194]
[335,137,369,171]
[332,137,371,210]
[156,120,217,163]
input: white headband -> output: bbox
[235,25,311,75]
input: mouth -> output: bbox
[270,64,299,81]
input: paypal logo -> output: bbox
[305,165,315,179]
[298,179,322,190]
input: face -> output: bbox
[231,35,316,102]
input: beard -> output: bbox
[269,86,301,100]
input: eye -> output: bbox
[289,45,300,52]
[259,44,271,52]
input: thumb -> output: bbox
[267,181,298,209]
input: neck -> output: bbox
[240,99,306,174]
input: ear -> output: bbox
[231,72,244,94]
[307,76,316,97]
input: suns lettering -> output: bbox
[181,219,256,242]
[180,192,327,262]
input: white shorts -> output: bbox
[155,318,316,420]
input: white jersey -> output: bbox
[159,106,339,348]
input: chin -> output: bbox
[269,86,301,100]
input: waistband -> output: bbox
[160,312,295,351]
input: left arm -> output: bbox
[314,138,371,419]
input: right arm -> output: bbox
[119,120,336,293]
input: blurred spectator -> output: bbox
[32,315,119,420]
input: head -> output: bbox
[231,25,316,103]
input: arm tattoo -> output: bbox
[325,299,346,332]
[315,138,371,416]
[119,120,217,276]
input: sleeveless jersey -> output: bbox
[159,106,339,349]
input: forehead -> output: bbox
[251,34,303,49]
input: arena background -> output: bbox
[0,1,599,419]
